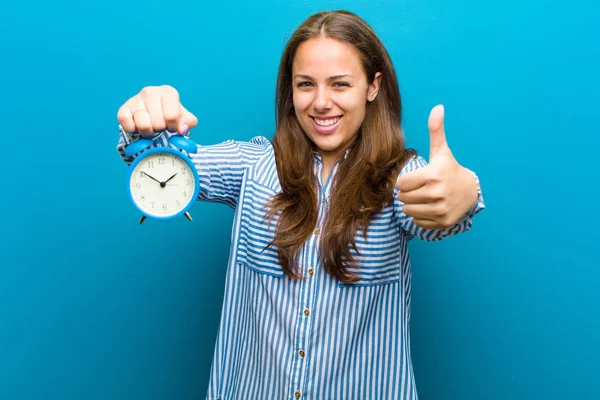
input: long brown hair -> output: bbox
[266,10,416,284]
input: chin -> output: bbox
[312,137,345,155]
[301,119,352,156]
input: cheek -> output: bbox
[334,90,367,113]
[338,102,366,136]
[293,90,312,113]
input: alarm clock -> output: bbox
[125,134,200,224]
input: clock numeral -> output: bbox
[176,200,181,207]
[181,167,186,174]
[186,179,192,185]
[159,157,166,165]
[140,194,145,201]
[162,204,168,211]
[140,171,145,178]
[135,183,141,189]
[151,202,155,209]
[183,191,187,197]
[147,161,154,169]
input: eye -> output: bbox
[333,81,350,87]
[296,81,313,88]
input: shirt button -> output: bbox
[314,229,320,235]
[308,269,314,276]
[321,198,325,203]
[299,350,305,357]
[304,309,310,317]
[295,391,301,398]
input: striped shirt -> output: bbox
[117,128,485,400]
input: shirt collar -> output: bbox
[312,148,352,163]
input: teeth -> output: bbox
[314,117,340,126]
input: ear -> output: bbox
[367,72,382,102]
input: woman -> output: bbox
[117,10,484,400]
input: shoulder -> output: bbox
[248,135,272,147]
[197,135,273,162]
[237,135,273,149]
[237,136,279,188]
[231,135,274,160]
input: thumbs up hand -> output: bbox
[396,105,479,230]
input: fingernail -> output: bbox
[179,124,189,135]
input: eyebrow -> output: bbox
[293,74,353,81]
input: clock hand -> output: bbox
[164,173,178,184]
[142,171,161,185]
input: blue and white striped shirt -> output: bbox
[118,129,485,400]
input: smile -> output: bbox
[311,116,342,134]
[313,116,340,126]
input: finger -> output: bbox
[144,92,167,133]
[179,104,199,134]
[413,219,443,230]
[396,168,429,192]
[117,105,136,133]
[131,105,154,137]
[161,86,182,132]
[397,185,442,204]
[403,203,439,220]
[404,201,450,220]
[428,104,448,159]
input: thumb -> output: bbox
[178,104,199,134]
[428,104,449,159]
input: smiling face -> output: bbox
[292,37,381,166]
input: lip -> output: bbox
[310,116,342,135]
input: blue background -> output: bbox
[1,0,599,399]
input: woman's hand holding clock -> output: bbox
[117,85,198,136]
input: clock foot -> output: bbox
[140,216,146,224]
[184,212,193,222]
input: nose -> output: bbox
[313,87,332,113]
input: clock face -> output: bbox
[129,151,197,218]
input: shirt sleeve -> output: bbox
[393,155,485,241]
[116,126,272,209]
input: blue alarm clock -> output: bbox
[125,133,200,224]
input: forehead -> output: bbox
[292,37,363,76]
